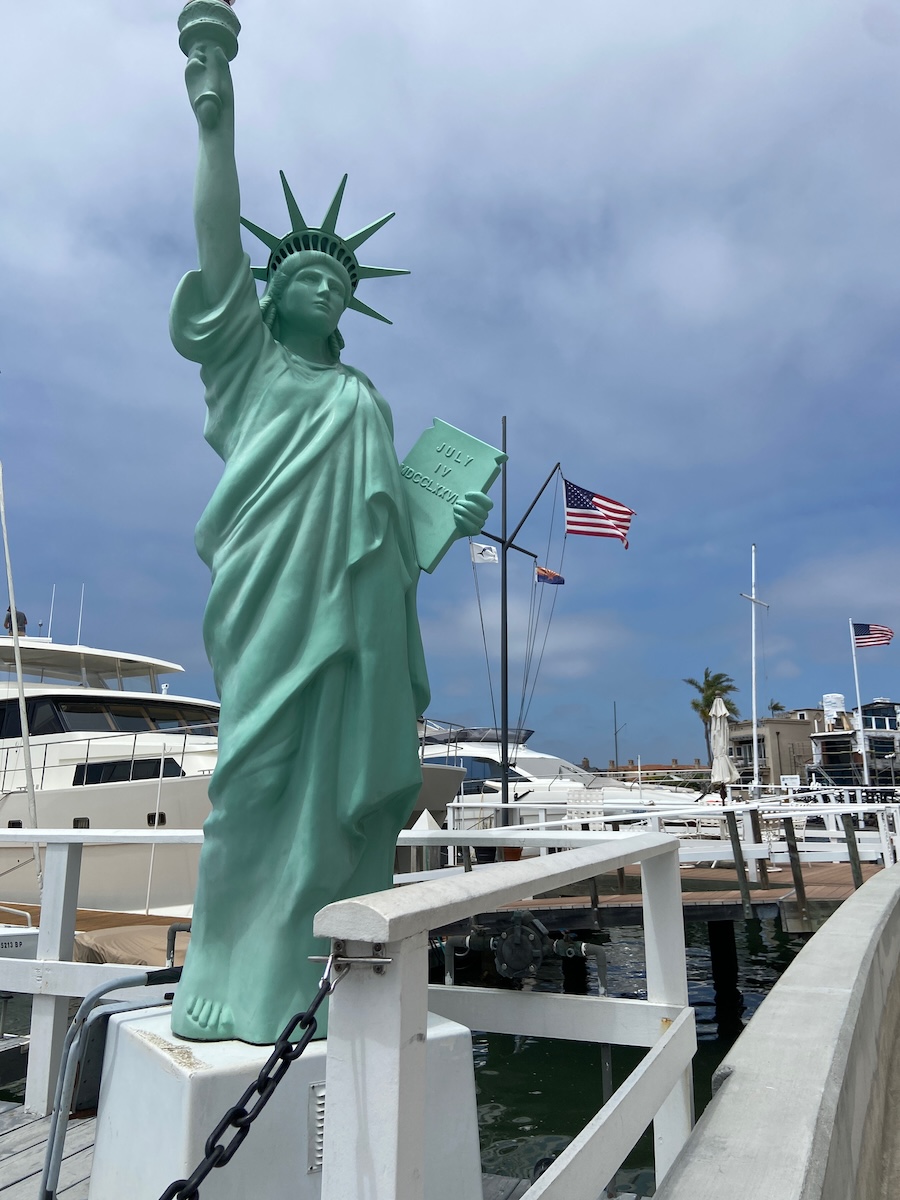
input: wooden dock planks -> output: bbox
[0,1108,94,1196]
[0,1104,530,1199]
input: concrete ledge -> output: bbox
[656,863,900,1200]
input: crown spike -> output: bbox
[240,217,281,251]
[321,175,348,234]
[251,266,268,281]
[357,265,410,280]
[347,295,392,324]
[344,212,395,252]
[279,171,308,232]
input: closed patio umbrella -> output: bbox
[709,695,739,788]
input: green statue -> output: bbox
[171,1,492,1043]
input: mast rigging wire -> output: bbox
[468,540,499,736]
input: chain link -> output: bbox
[158,955,342,1200]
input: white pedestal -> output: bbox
[88,1007,482,1200]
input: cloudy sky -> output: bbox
[2,0,900,768]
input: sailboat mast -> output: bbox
[0,463,43,889]
[740,544,768,798]
[751,544,759,796]
[500,417,509,820]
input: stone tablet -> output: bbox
[400,420,507,572]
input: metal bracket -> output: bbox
[309,940,392,976]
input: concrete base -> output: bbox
[88,1007,482,1200]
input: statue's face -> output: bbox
[278,263,348,338]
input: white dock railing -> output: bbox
[439,798,900,873]
[315,831,695,1200]
[0,828,203,1115]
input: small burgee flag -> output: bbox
[563,479,635,548]
[853,623,894,648]
[470,542,499,565]
[536,566,565,585]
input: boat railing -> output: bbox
[441,797,900,871]
[0,828,204,1115]
[315,829,695,1200]
[0,723,217,793]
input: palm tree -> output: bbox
[768,699,785,716]
[683,669,740,765]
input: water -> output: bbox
[472,918,807,1190]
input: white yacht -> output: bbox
[421,723,703,831]
[0,637,218,914]
[0,638,465,915]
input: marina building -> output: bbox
[727,708,823,788]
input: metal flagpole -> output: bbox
[849,618,870,786]
[740,544,768,798]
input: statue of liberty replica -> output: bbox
[172,1,493,1043]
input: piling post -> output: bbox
[748,808,769,888]
[839,811,865,890]
[707,920,744,1041]
[724,810,754,921]
[783,816,811,928]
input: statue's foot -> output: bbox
[172,994,236,1041]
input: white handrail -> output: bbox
[316,834,695,1200]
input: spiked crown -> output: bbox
[240,172,409,325]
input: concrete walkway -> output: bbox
[655,864,900,1200]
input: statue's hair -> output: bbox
[259,253,347,362]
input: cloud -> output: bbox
[769,548,900,618]
[3,0,900,764]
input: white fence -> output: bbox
[0,829,203,1114]
[315,831,695,1200]
[655,863,900,1199]
[437,798,900,876]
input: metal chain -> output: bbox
[158,954,342,1200]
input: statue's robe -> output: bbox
[169,257,428,1042]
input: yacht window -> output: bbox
[29,700,65,737]
[58,702,115,733]
[73,757,185,785]
[514,755,590,780]
[443,756,527,784]
[108,704,154,733]
[178,707,218,735]
[145,704,218,736]
[0,702,21,739]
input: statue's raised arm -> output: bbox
[178,2,243,306]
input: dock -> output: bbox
[0,1106,93,1198]
[433,859,883,936]
[0,1107,529,1200]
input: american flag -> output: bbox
[563,479,635,548]
[853,622,894,648]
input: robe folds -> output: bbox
[169,257,429,1043]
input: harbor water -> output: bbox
[473,917,806,1191]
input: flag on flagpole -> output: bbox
[852,622,894,648]
[470,541,499,565]
[563,479,635,548]
[536,565,565,585]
